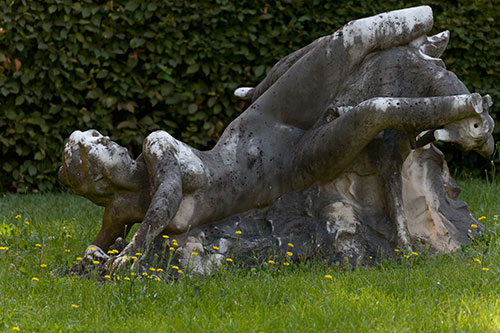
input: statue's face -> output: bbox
[59,130,134,205]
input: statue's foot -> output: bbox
[434,95,495,157]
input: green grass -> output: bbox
[1,180,499,332]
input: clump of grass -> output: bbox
[0,180,499,331]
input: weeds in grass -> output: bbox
[0,183,499,331]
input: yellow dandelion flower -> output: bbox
[369,256,373,260]
[403,255,410,259]
[155,277,161,281]
[64,249,70,253]
[474,258,482,264]
[113,249,119,254]
[172,265,179,270]
[142,272,148,276]
[40,264,47,268]
[213,246,220,251]
[286,251,293,256]
[478,216,486,221]
[32,277,39,281]
[157,268,163,272]
[162,235,169,239]
[411,252,418,256]
[130,272,136,276]
[131,256,138,260]
[191,251,198,256]
[35,243,41,248]
[395,249,400,252]
[226,258,233,262]
[471,224,478,228]
[15,214,21,219]
[177,270,184,274]
[235,230,242,235]
[283,262,290,266]
[25,221,30,225]
[169,247,175,251]
[123,257,130,261]
[92,260,100,265]
[324,274,333,279]
[66,234,72,238]
[268,260,275,264]
[71,304,78,308]
[0,246,9,250]
[124,277,131,281]
[76,257,83,261]
[12,326,20,331]
[149,267,156,272]
[116,276,120,280]
[89,247,95,251]
[104,275,111,279]
[107,250,114,254]
[135,252,142,256]
[482,267,490,271]
[288,243,294,247]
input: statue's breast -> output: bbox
[175,142,207,192]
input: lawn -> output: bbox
[0,179,499,331]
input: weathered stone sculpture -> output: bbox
[59,6,494,274]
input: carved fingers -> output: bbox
[105,253,134,275]
[83,245,110,262]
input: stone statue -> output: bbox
[59,6,494,274]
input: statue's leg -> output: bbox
[251,7,434,129]
[292,94,484,188]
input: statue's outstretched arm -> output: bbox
[110,149,183,269]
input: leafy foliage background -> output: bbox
[1,0,499,192]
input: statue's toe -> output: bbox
[476,135,495,157]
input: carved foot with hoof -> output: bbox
[434,95,495,157]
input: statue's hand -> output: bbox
[105,254,133,274]
[104,241,142,274]
[84,244,110,264]
[70,245,110,275]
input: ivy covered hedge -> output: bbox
[1,0,499,192]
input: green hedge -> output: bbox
[1,0,499,192]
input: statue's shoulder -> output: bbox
[143,131,207,188]
[143,130,181,159]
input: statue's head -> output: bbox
[59,130,136,205]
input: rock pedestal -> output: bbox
[147,143,482,274]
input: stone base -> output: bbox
[142,141,482,275]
